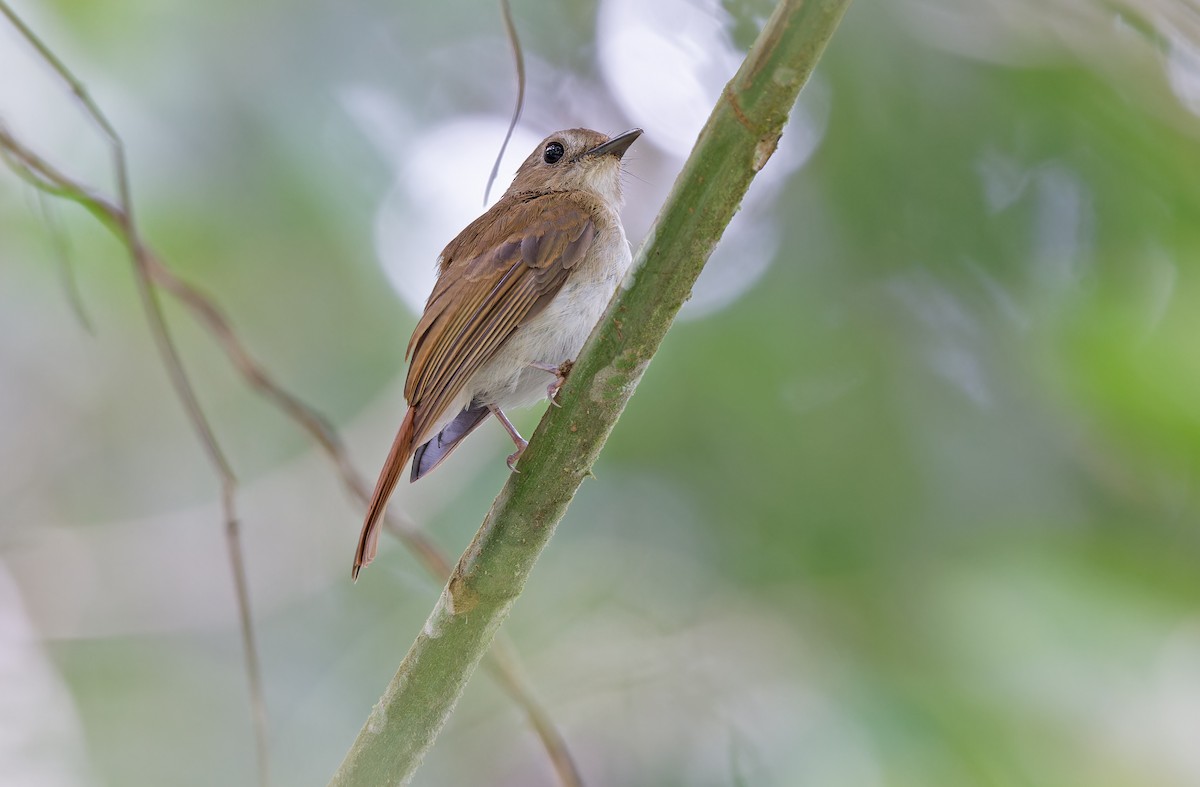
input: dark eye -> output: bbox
[543,141,565,164]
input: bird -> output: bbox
[352,127,642,579]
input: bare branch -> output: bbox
[1,4,257,783]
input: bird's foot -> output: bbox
[532,359,575,406]
[489,405,529,472]
[506,438,529,472]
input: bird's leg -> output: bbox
[488,404,528,471]
[529,359,575,406]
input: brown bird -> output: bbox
[353,127,642,579]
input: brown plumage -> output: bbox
[352,127,641,580]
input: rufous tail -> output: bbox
[352,407,416,580]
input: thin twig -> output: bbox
[35,190,95,334]
[224,495,271,787]
[483,0,526,206]
[0,5,268,783]
[129,239,274,787]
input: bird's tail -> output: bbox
[353,407,416,580]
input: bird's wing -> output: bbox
[403,192,596,444]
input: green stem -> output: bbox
[331,1,852,783]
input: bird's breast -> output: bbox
[468,219,633,410]
[515,223,632,361]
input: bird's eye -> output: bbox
[543,141,565,164]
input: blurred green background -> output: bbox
[3,0,1200,785]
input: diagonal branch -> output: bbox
[330,0,855,784]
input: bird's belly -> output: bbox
[468,255,627,411]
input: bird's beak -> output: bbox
[586,128,643,160]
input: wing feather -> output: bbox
[402,193,596,445]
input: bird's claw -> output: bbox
[506,442,527,472]
[545,359,574,407]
